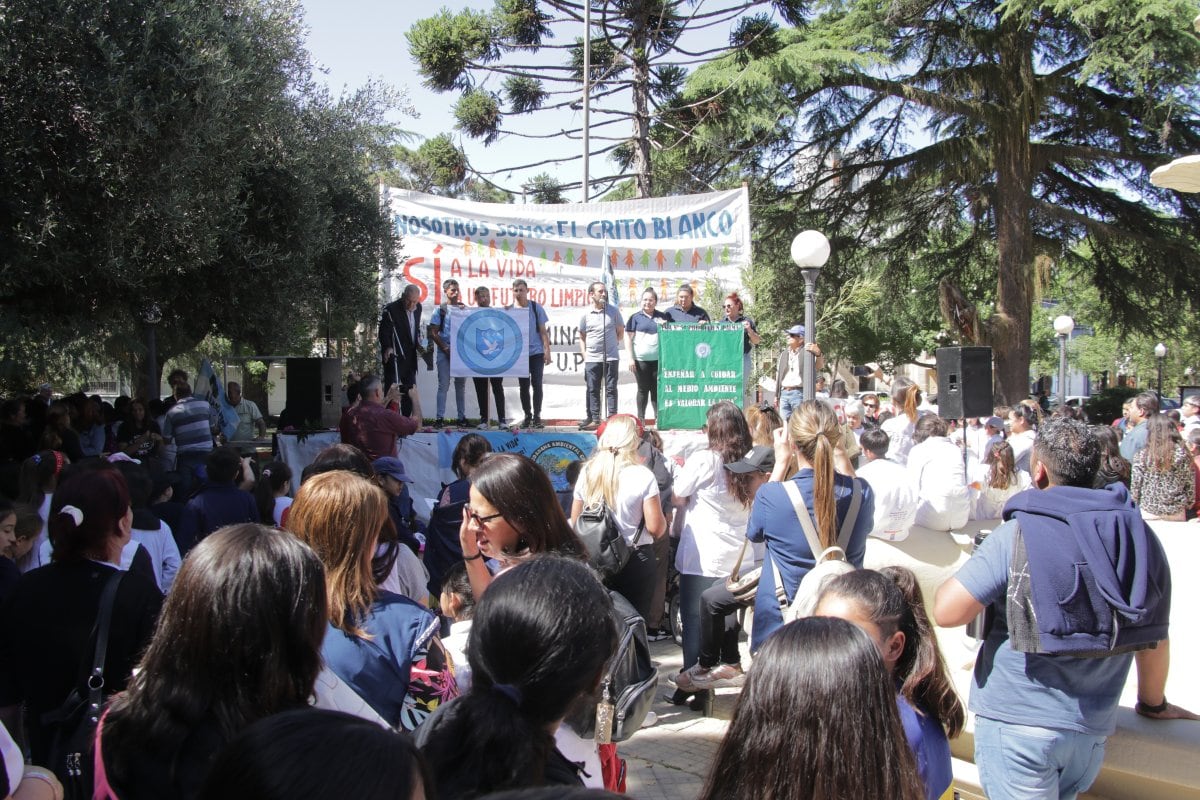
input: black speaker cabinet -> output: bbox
[285,357,342,429]
[935,347,993,419]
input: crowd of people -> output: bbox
[0,361,1195,800]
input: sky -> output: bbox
[298,0,609,201]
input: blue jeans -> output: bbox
[436,350,466,420]
[974,717,1107,800]
[518,354,545,418]
[584,360,618,421]
[780,387,803,420]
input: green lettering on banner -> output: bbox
[657,326,744,430]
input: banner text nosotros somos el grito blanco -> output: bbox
[388,187,751,311]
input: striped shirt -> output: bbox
[162,397,214,452]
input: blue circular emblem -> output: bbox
[456,309,523,376]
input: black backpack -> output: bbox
[566,590,658,742]
[574,502,641,579]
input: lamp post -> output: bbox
[790,231,831,401]
[1155,342,1167,400]
[142,304,162,401]
[1053,315,1074,407]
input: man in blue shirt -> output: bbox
[510,278,551,428]
[934,418,1195,800]
[427,279,468,427]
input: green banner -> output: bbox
[657,325,744,429]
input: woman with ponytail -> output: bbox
[745,400,874,651]
[570,415,666,621]
[880,377,926,465]
[815,566,964,800]
[0,465,162,767]
[417,555,618,797]
[253,460,293,526]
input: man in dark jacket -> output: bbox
[175,446,257,555]
[379,284,430,417]
[934,418,1196,800]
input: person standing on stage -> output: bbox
[472,286,508,430]
[722,292,761,405]
[665,284,710,324]
[578,282,624,431]
[428,279,468,428]
[509,279,551,429]
[773,324,824,420]
[379,284,430,418]
[625,287,670,425]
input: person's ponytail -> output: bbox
[788,401,841,548]
[879,566,964,738]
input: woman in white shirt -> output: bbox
[1007,405,1038,474]
[969,439,1030,520]
[880,378,925,466]
[669,401,757,703]
[571,414,667,620]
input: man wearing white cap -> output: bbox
[772,324,824,420]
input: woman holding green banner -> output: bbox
[625,288,670,426]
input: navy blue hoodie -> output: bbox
[1003,483,1171,655]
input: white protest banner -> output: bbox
[386,187,752,420]
[449,307,530,379]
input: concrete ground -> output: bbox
[618,637,741,800]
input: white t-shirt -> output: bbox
[968,464,1031,521]
[672,449,754,577]
[377,544,430,605]
[856,457,918,541]
[1008,429,1036,473]
[442,619,473,693]
[907,437,970,531]
[574,463,659,546]
[881,414,920,465]
[273,495,293,526]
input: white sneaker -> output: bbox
[477,422,490,430]
[642,711,658,727]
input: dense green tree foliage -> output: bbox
[671,0,1200,401]
[0,0,399,394]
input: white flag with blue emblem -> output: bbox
[448,308,531,378]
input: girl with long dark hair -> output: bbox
[459,453,585,599]
[969,440,1030,520]
[15,449,67,572]
[699,616,924,800]
[253,460,293,526]
[1091,424,1131,489]
[669,401,757,702]
[746,400,874,651]
[1007,404,1039,473]
[1131,414,1194,521]
[418,555,618,797]
[816,567,964,800]
[97,524,325,799]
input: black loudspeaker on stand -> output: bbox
[935,347,993,419]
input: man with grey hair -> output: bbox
[1119,391,1160,461]
[344,374,422,461]
[935,417,1193,800]
[379,284,428,417]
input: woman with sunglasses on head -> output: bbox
[459,453,586,600]
[287,471,457,732]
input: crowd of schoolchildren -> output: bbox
[0,372,1191,799]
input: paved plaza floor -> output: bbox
[619,638,741,800]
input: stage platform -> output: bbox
[277,426,707,512]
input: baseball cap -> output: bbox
[785,325,805,337]
[372,456,413,483]
[984,416,1004,430]
[724,445,775,474]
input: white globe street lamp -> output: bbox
[790,231,831,401]
[1053,315,1074,405]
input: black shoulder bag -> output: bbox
[42,570,125,800]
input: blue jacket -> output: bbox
[177,482,259,555]
[1003,483,1171,654]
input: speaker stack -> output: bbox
[935,347,993,419]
